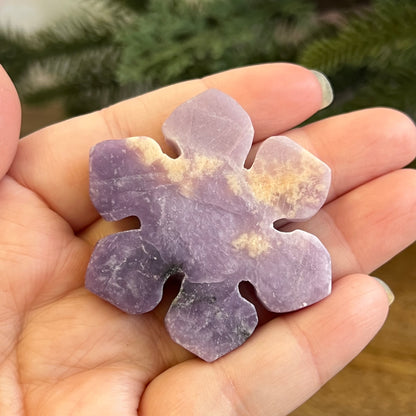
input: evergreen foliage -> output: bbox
[1,0,415,140]
[0,0,134,115]
[0,30,30,80]
[117,0,322,87]
[300,0,416,118]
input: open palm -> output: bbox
[1,63,415,416]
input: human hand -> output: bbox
[1,63,415,415]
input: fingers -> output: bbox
[283,169,416,279]
[81,125,416,286]
[101,63,326,146]
[138,274,389,416]
[9,63,325,231]
[286,108,416,202]
[0,65,21,178]
[203,64,330,140]
[247,107,416,202]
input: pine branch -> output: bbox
[21,66,143,115]
[0,29,33,81]
[23,6,127,60]
[299,0,416,73]
[17,42,123,109]
[111,0,150,13]
[117,0,319,86]
[0,6,125,92]
[345,72,416,115]
[0,0,135,113]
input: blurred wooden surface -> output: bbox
[292,243,416,416]
[20,102,416,416]
[20,101,66,137]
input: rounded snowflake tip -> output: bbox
[85,89,332,362]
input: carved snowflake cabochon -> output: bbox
[86,89,332,361]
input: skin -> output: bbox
[0,63,415,415]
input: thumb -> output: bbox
[0,65,21,179]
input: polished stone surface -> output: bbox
[86,89,332,361]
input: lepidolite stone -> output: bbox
[86,89,332,362]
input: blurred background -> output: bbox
[1,0,414,414]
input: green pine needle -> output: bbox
[300,0,416,74]
[117,0,319,86]
[1,0,415,136]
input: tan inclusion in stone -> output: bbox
[226,172,244,196]
[127,136,223,195]
[247,148,328,217]
[232,232,272,258]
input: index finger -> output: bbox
[9,63,326,231]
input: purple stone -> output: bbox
[85,89,332,362]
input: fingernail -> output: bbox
[372,277,395,306]
[310,70,333,109]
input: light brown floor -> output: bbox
[21,102,416,416]
[292,243,416,416]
